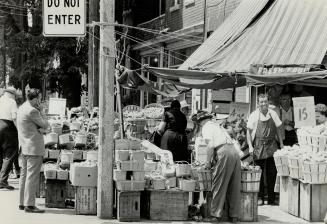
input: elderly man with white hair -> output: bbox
[0,87,19,190]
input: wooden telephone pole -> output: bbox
[97,0,115,219]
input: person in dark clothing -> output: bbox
[158,100,189,162]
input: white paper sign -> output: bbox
[48,98,67,116]
[292,96,315,128]
[43,0,86,37]
[229,102,250,119]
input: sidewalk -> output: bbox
[0,178,319,224]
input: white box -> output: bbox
[70,163,98,187]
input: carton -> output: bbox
[70,163,98,187]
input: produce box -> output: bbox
[75,186,97,215]
[141,189,188,221]
[116,161,144,171]
[117,191,140,222]
[115,181,145,191]
[70,163,98,187]
[48,149,60,159]
[239,192,258,222]
[299,181,327,222]
[45,179,68,208]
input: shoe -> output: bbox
[24,206,45,213]
[19,205,24,210]
[258,198,264,206]
[0,183,15,190]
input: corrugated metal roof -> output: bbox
[180,0,327,73]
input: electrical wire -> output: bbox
[0,8,29,17]
[114,30,187,63]
[0,2,37,11]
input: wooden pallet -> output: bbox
[117,191,140,222]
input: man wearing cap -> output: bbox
[0,87,19,190]
[247,94,283,205]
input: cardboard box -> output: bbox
[70,163,98,187]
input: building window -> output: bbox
[185,0,195,7]
[170,0,181,12]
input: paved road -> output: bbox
[0,178,318,224]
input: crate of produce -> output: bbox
[300,181,327,222]
[141,189,188,221]
[75,186,97,215]
[44,132,58,146]
[241,167,262,193]
[75,134,87,147]
[116,161,144,171]
[59,134,70,145]
[117,191,140,222]
[44,163,57,179]
[288,177,300,217]
[302,161,327,184]
[288,156,303,179]
[57,169,69,180]
[273,154,289,176]
[48,149,60,160]
[45,179,68,208]
[239,192,258,222]
[115,181,145,191]
[51,124,63,135]
[72,150,83,161]
[175,161,192,177]
[115,139,132,151]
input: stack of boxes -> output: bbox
[114,139,145,221]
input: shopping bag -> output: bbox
[148,131,162,147]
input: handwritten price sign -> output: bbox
[292,96,315,128]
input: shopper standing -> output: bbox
[17,89,49,213]
[247,94,283,205]
[0,87,19,190]
[158,100,189,162]
[192,111,240,223]
[279,93,297,146]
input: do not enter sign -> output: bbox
[43,0,86,37]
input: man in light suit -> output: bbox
[17,88,49,213]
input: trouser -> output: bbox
[0,120,18,185]
[19,155,43,206]
[12,151,20,174]
[256,157,277,203]
[211,144,241,218]
[283,130,297,146]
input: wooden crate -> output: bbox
[141,190,188,221]
[45,179,67,208]
[299,182,327,222]
[117,191,140,222]
[75,186,97,215]
[36,172,45,198]
[66,182,75,199]
[288,178,300,217]
[279,176,289,212]
[239,192,258,222]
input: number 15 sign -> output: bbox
[292,96,316,128]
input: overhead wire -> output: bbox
[114,30,187,63]
[0,8,29,17]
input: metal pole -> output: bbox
[98,0,115,219]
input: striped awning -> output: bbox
[181,0,327,73]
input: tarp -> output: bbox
[145,0,327,89]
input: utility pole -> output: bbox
[98,0,115,219]
[88,0,100,109]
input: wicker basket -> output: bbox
[179,179,196,192]
[115,180,145,191]
[241,169,262,192]
[288,156,303,179]
[302,161,327,184]
[44,133,58,146]
[123,105,142,113]
[273,155,289,176]
[51,125,63,135]
[175,161,192,177]
[75,134,87,146]
[196,169,212,191]
[44,163,57,179]
[59,134,70,145]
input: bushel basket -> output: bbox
[241,169,262,192]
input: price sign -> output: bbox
[48,98,67,116]
[292,96,315,128]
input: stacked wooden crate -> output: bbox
[114,139,144,222]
